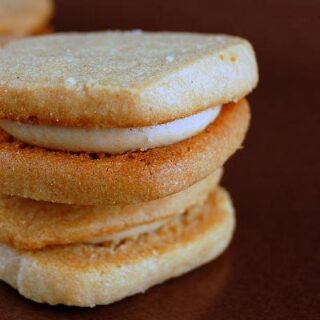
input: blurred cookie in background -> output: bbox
[0,0,54,45]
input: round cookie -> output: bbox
[0,31,258,128]
[0,100,250,205]
[0,170,222,250]
[0,0,53,36]
[0,187,235,307]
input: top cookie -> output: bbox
[0,31,258,128]
[0,0,53,36]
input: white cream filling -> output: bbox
[0,106,221,153]
[89,219,169,244]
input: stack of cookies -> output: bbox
[0,31,258,307]
[0,0,53,46]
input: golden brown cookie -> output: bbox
[0,31,258,128]
[0,187,235,307]
[0,100,250,205]
[0,169,222,250]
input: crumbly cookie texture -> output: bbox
[0,100,250,205]
[0,187,235,307]
[0,31,257,127]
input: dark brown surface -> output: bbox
[1,0,319,319]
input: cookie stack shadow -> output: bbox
[0,31,258,307]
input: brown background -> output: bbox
[1,0,319,319]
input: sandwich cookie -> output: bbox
[0,187,235,307]
[0,169,222,250]
[0,31,257,205]
[0,31,258,307]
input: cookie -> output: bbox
[0,187,234,307]
[0,0,53,36]
[0,30,258,307]
[0,100,250,205]
[0,31,258,128]
[0,169,222,250]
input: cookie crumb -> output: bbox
[230,53,237,62]
[131,29,143,34]
[65,77,77,86]
[166,55,175,63]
